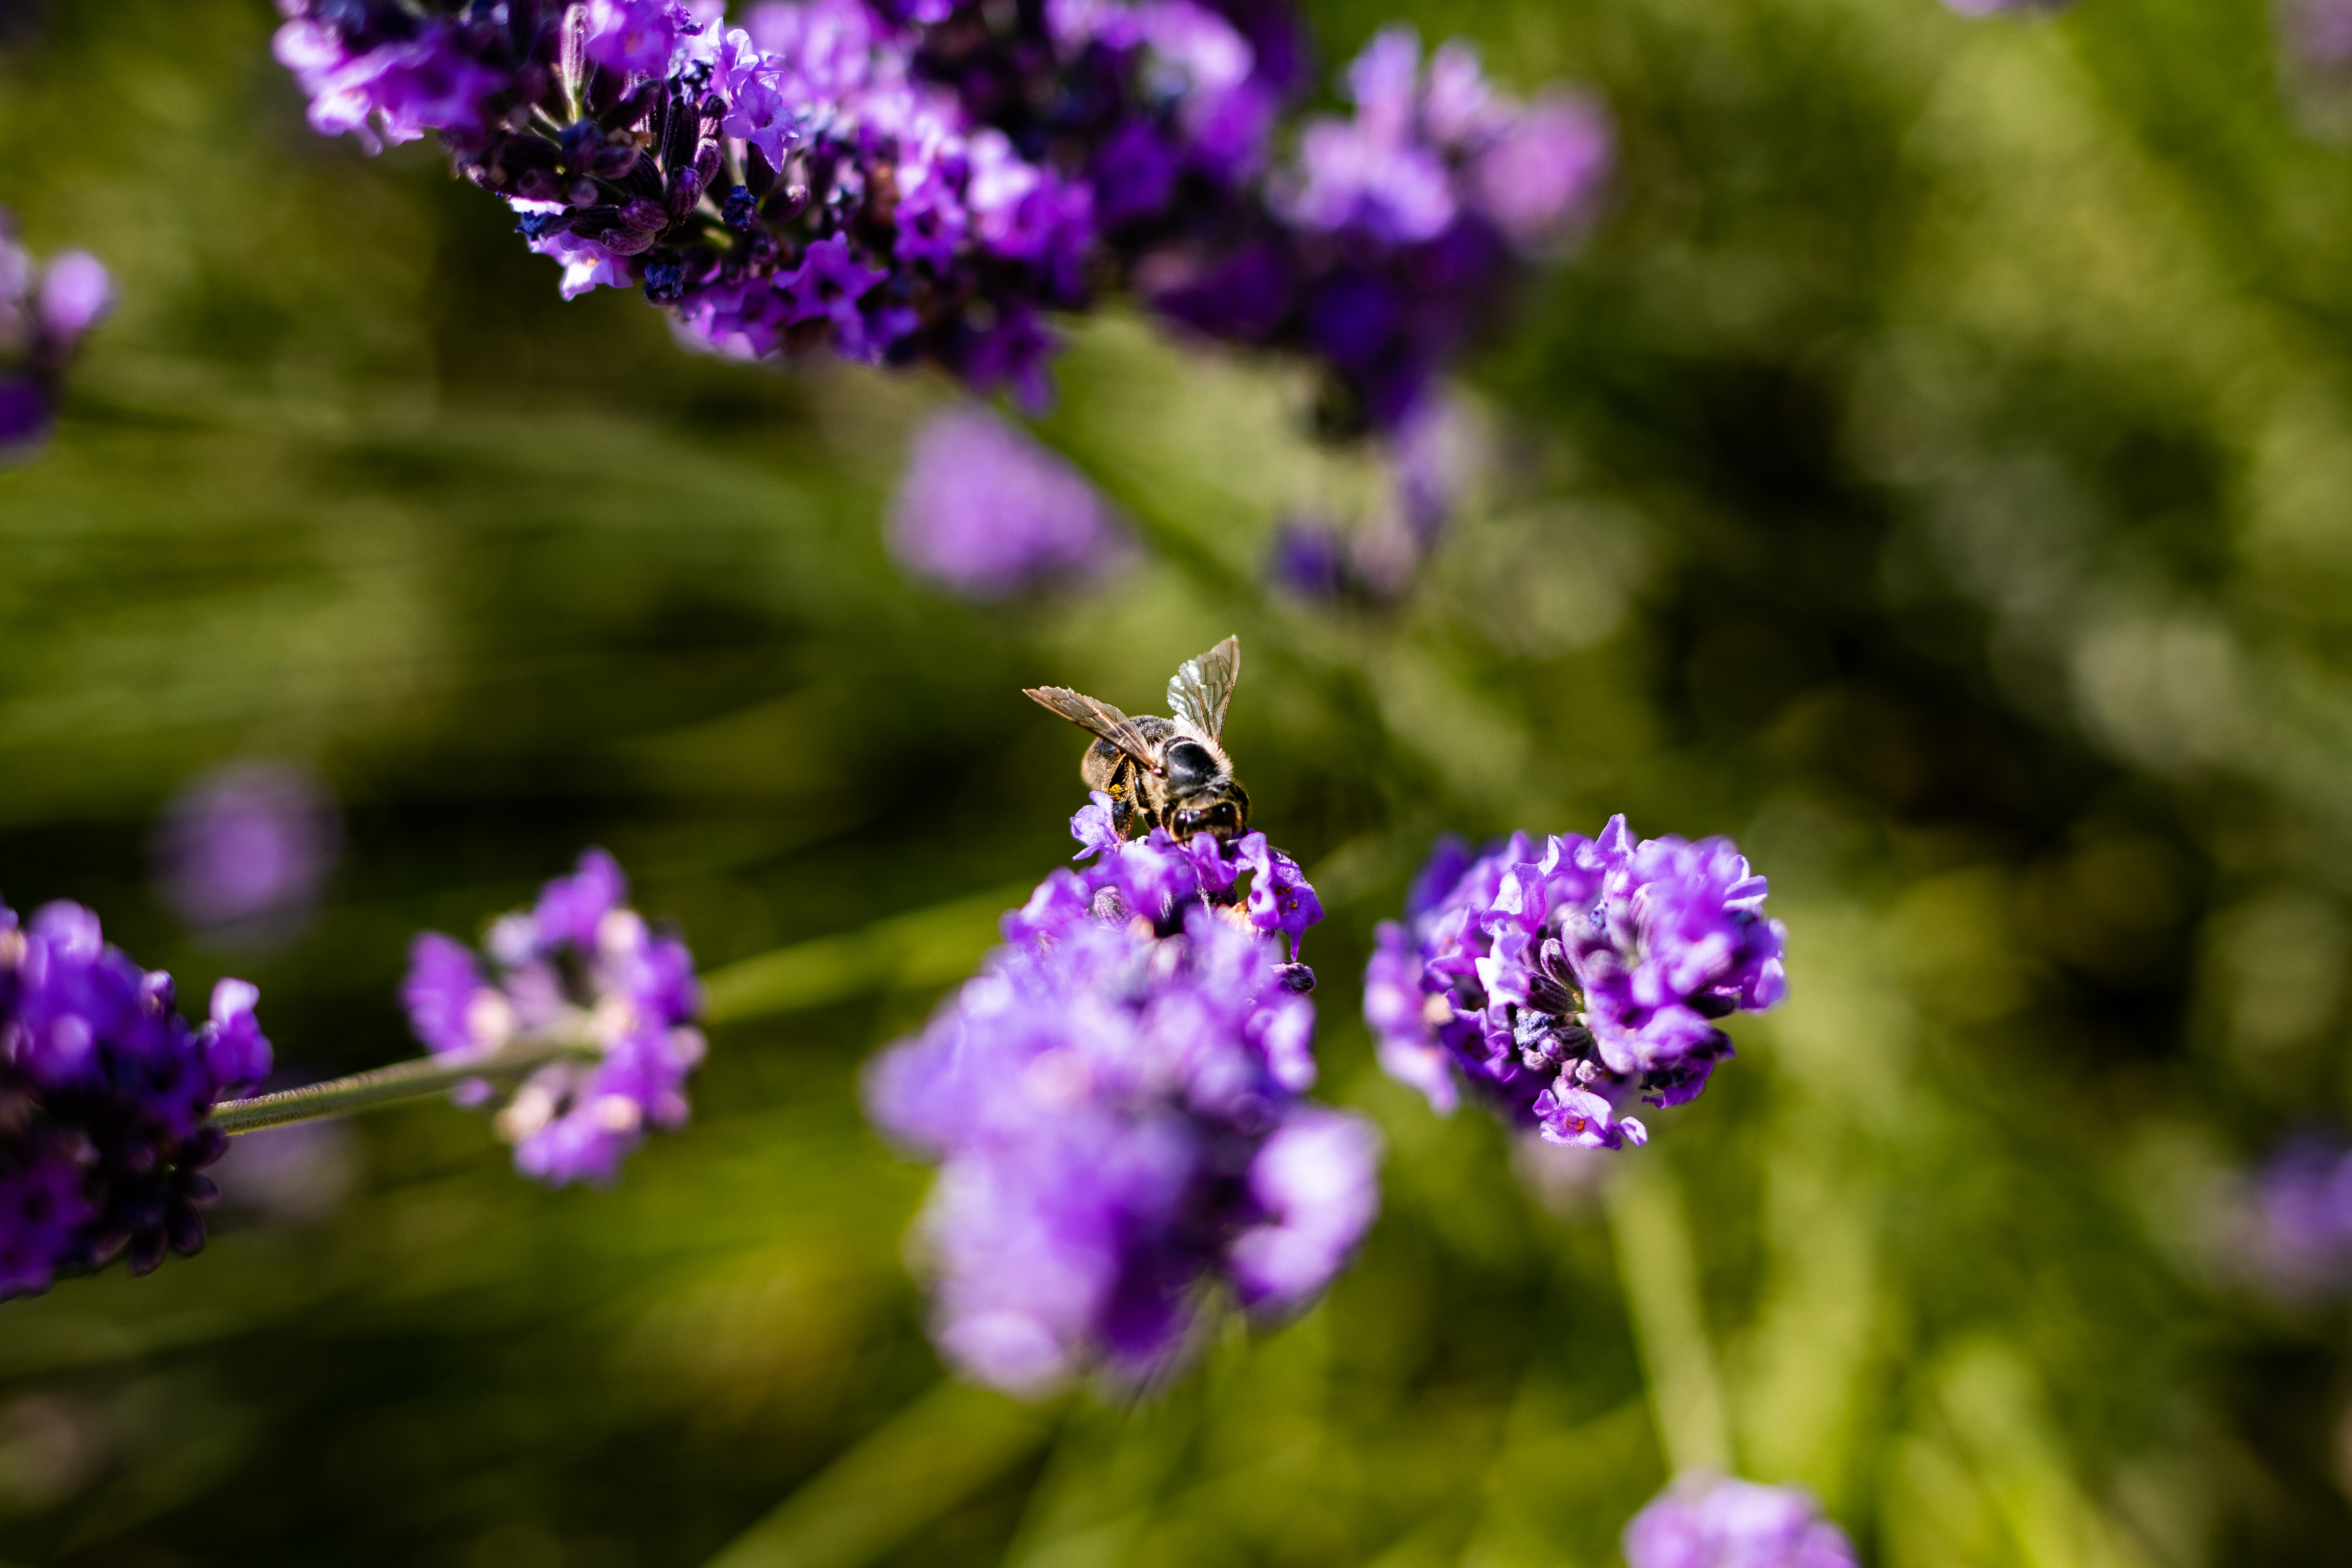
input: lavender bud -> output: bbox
[501,133,561,172]
[744,143,779,198]
[760,183,811,224]
[602,79,668,131]
[721,185,757,232]
[621,198,668,233]
[600,227,658,256]
[644,258,687,301]
[659,86,696,171]
[590,141,641,181]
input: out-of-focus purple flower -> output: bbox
[867,804,1368,1395]
[1465,91,1612,251]
[1270,517,1348,599]
[1622,1474,1859,1568]
[153,761,341,946]
[0,211,111,457]
[1152,27,1609,431]
[0,899,272,1299]
[2238,1131,2352,1298]
[1365,816,1784,1149]
[272,9,511,153]
[887,406,1134,599]
[399,849,705,1187]
[2290,0,2352,64]
[1268,395,1478,603]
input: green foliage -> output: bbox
[3,0,2351,1563]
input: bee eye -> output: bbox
[1163,740,1217,788]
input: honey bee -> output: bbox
[1024,637,1253,845]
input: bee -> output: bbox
[1024,636,1253,845]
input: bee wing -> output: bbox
[1023,686,1166,773]
[1166,636,1241,743]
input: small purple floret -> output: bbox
[0,211,112,458]
[399,849,705,1187]
[867,806,1370,1394]
[0,898,272,1299]
[1365,816,1785,1149]
[1622,1474,1859,1568]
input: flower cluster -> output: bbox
[0,211,112,454]
[1365,816,1784,1150]
[272,3,1604,422]
[0,901,272,1299]
[887,404,1133,597]
[1622,1474,1858,1568]
[401,849,705,1186]
[1148,25,1610,430]
[866,800,1372,1394]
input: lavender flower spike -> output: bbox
[868,808,1372,1395]
[1623,1474,1858,1568]
[1151,27,1611,430]
[0,210,113,456]
[1364,817,1785,1149]
[399,849,704,1187]
[1,899,273,1299]
[887,406,1134,600]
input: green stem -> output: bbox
[205,1031,595,1136]
[1606,1157,1734,1477]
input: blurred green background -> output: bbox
[6,0,2352,1562]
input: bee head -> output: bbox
[1171,798,1245,842]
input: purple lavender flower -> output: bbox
[267,2,1608,430]
[0,900,272,1299]
[0,211,112,456]
[888,405,1133,599]
[867,803,1367,1394]
[1151,27,1610,431]
[1623,1474,1858,1568]
[153,761,342,946]
[399,849,705,1187]
[1365,817,1784,1149]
